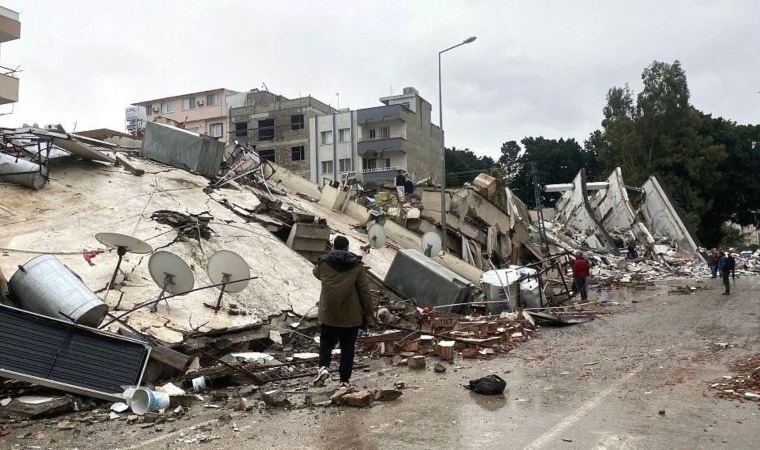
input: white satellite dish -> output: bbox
[421,232,442,257]
[207,250,251,312]
[148,251,195,312]
[367,223,387,249]
[96,232,153,254]
[96,232,154,299]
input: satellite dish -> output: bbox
[421,232,442,257]
[95,232,153,304]
[367,224,387,249]
[96,232,153,254]
[147,251,194,312]
[207,250,250,312]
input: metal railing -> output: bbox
[360,165,400,174]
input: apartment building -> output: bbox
[309,87,442,187]
[229,89,335,178]
[130,88,243,142]
[0,6,20,106]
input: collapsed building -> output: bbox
[0,124,735,414]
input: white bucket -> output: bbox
[130,388,170,415]
[192,376,208,393]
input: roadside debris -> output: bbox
[710,353,760,406]
[465,374,507,395]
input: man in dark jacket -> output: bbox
[728,253,736,280]
[312,236,373,387]
[572,252,591,301]
[718,252,730,295]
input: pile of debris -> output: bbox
[710,353,760,404]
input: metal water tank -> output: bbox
[8,255,108,327]
[0,153,48,189]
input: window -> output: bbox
[210,123,223,138]
[363,158,376,171]
[380,126,390,138]
[291,114,304,130]
[368,128,376,139]
[258,119,275,141]
[339,158,351,173]
[161,101,174,114]
[291,146,305,161]
[182,97,196,110]
[259,149,275,162]
[401,102,410,109]
[338,128,350,143]
[320,130,333,145]
[234,122,248,137]
[187,127,200,134]
[321,160,334,175]
[206,93,221,106]
[385,158,391,168]
[145,105,152,116]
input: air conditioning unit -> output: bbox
[152,106,159,113]
[196,100,205,106]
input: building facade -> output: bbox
[130,88,243,143]
[0,6,20,106]
[229,90,335,178]
[309,110,358,184]
[309,87,443,187]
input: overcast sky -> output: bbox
[0,0,757,159]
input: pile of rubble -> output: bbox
[710,353,760,404]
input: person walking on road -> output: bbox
[312,236,374,388]
[728,253,736,281]
[573,252,591,301]
[718,252,731,295]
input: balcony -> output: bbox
[0,6,19,43]
[359,166,401,187]
[357,136,406,156]
[0,71,19,104]
[357,104,404,125]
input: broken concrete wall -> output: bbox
[589,167,655,247]
[640,175,701,258]
[552,169,612,249]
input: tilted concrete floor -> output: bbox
[6,277,760,449]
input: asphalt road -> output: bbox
[7,277,760,449]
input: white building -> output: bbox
[308,87,442,187]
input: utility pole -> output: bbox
[532,163,550,254]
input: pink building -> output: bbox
[131,88,243,143]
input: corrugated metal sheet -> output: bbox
[0,304,150,401]
[141,122,225,176]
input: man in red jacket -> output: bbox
[572,252,591,301]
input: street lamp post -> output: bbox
[438,36,476,254]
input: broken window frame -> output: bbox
[258,119,275,141]
[235,122,248,138]
[259,149,276,162]
[291,145,305,161]
[290,114,305,130]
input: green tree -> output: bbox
[498,140,521,183]
[509,137,600,208]
[444,146,498,187]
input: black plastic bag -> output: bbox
[466,374,506,395]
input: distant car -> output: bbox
[739,250,753,257]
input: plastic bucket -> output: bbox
[191,376,207,393]
[130,388,170,415]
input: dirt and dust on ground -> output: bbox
[2,276,759,450]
